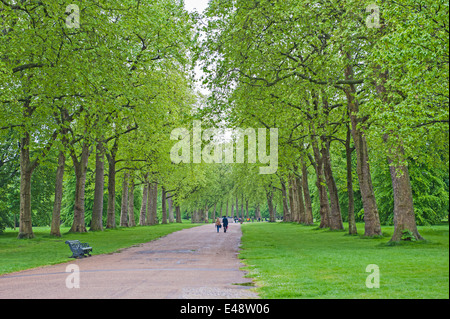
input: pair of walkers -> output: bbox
[215,217,229,233]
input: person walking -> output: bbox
[222,216,229,233]
[215,218,221,233]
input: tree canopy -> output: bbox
[0,0,448,243]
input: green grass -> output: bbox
[239,222,449,299]
[0,223,200,275]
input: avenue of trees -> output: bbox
[1,0,448,243]
[196,0,449,242]
[0,0,199,238]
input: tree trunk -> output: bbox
[17,100,57,238]
[375,68,422,242]
[128,175,135,227]
[236,195,239,219]
[266,188,275,222]
[351,119,381,236]
[199,209,204,223]
[321,140,344,230]
[152,183,159,224]
[146,183,155,225]
[106,141,118,229]
[245,200,249,219]
[50,151,65,237]
[120,172,129,227]
[310,141,331,228]
[301,161,314,225]
[147,182,158,225]
[91,141,105,231]
[240,194,244,219]
[69,142,90,233]
[345,125,357,235]
[288,175,296,222]
[18,100,38,239]
[71,169,88,233]
[204,201,209,223]
[161,186,167,224]
[139,182,148,226]
[385,135,423,242]
[255,204,261,220]
[295,175,306,224]
[282,178,291,222]
[168,193,174,223]
[176,205,182,223]
[344,61,382,237]
[18,132,35,239]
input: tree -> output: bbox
[363,0,448,241]
[199,0,448,239]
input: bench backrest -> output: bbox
[65,240,83,252]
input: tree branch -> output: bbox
[12,63,45,73]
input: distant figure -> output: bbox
[222,216,229,233]
[215,218,221,233]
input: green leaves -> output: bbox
[0,0,199,231]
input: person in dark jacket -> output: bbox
[222,216,229,233]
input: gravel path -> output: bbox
[0,223,258,299]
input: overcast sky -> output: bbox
[184,0,209,13]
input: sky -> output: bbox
[184,0,210,13]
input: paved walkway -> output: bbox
[0,223,258,299]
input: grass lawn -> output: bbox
[0,222,200,276]
[239,222,449,299]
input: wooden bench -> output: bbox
[65,240,93,258]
